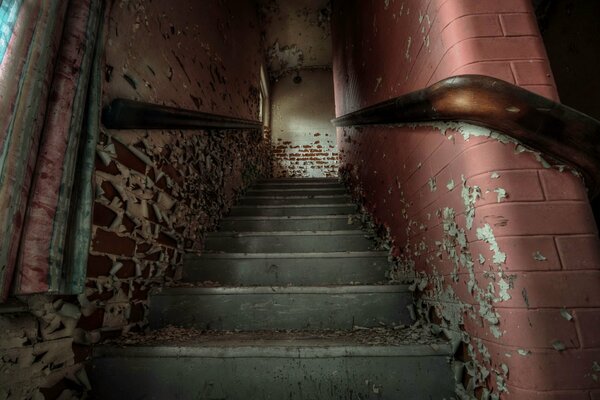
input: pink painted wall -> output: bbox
[332,0,600,398]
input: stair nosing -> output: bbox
[207,230,369,237]
[220,215,358,221]
[186,251,389,259]
[247,188,346,192]
[254,182,343,185]
[93,342,451,358]
[156,285,408,295]
[242,195,350,200]
[231,204,355,209]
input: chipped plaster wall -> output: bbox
[271,69,338,177]
[86,0,269,360]
[333,1,599,399]
[1,1,271,399]
[258,0,331,79]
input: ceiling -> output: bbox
[258,0,332,80]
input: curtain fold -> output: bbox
[0,0,69,300]
[0,0,104,300]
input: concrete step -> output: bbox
[204,231,375,253]
[239,195,352,206]
[258,178,340,184]
[148,285,412,331]
[182,251,390,285]
[217,215,362,232]
[90,329,454,400]
[253,182,344,190]
[228,204,356,217]
[246,188,348,197]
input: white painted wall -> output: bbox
[271,69,338,177]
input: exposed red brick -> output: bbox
[100,180,118,201]
[114,259,136,279]
[112,140,147,174]
[87,254,113,277]
[77,308,105,331]
[93,203,117,228]
[94,155,120,175]
[91,229,136,257]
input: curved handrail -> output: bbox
[102,98,263,130]
[332,75,600,198]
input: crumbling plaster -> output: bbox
[259,0,338,177]
[258,0,332,79]
[332,0,599,398]
[0,1,271,398]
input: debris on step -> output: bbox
[106,324,448,347]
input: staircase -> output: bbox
[90,178,455,399]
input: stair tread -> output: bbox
[187,250,389,259]
[156,284,409,295]
[242,195,349,199]
[95,326,451,356]
[207,230,369,237]
[232,204,354,208]
[220,214,357,220]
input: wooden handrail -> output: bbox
[102,98,263,130]
[332,75,600,198]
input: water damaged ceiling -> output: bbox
[258,0,332,80]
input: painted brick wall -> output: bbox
[83,0,270,357]
[0,1,271,399]
[332,0,599,398]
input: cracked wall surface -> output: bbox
[271,69,338,177]
[333,0,599,399]
[258,0,331,79]
[259,0,337,177]
[1,1,270,398]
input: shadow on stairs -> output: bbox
[89,178,455,400]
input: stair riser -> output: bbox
[218,217,360,231]
[90,353,454,400]
[239,196,351,205]
[247,189,348,197]
[149,289,412,330]
[258,178,339,183]
[253,183,344,190]
[229,205,355,217]
[183,256,390,285]
[204,234,375,253]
